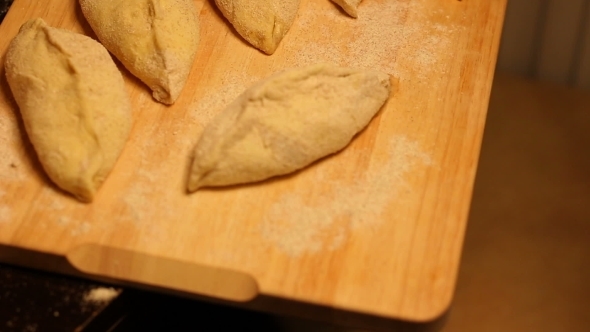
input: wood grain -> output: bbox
[0,0,506,324]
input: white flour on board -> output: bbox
[83,287,119,304]
[116,118,194,244]
[121,140,177,226]
[0,113,26,180]
[0,205,11,224]
[283,0,462,79]
[70,221,91,236]
[0,110,25,226]
[188,72,262,131]
[56,216,71,226]
[260,136,432,257]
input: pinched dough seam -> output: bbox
[42,26,104,184]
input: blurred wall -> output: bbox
[497,0,590,88]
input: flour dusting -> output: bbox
[70,221,91,236]
[83,287,119,304]
[188,72,261,129]
[0,108,25,226]
[121,152,176,226]
[0,112,26,177]
[116,119,191,245]
[283,0,461,79]
[0,205,12,224]
[260,136,432,257]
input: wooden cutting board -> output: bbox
[0,0,506,327]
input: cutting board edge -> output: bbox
[65,243,260,303]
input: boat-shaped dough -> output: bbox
[79,0,200,104]
[331,0,363,18]
[4,18,132,202]
[214,0,300,54]
[187,64,392,191]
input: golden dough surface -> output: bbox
[80,0,201,104]
[214,0,300,54]
[188,64,392,191]
[4,18,132,202]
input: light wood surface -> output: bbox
[0,0,506,324]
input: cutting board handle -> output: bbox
[66,244,258,302]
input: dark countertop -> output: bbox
[0,264,118,331]
[0,263,296,331]
[0,0,13,23]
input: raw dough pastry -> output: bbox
[187,64,392,191]
[4,18,132,202]
[79,0,200,105]
[331,0,363,18]
[214,0,300,54]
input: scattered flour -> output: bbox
[116,119,189,244]
[56,216,71,226]
[190,72,261,126]
[120,170,175,235]
[0,111,24,227]
[0,205,12,224]
[83,287,119,304]
[260,136,432,257]
[282,0,461,79]
[70,221,91,236]
[0,114,25,183]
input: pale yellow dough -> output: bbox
[79,0,200,105]
[331,0,363,18]
[187,64,392,191]
[214,0,300,54]
[4,18,132,202]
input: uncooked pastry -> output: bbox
[4,18,132,202]
[79,0,200,105]
[331,0,363,18]
[214,0,300,54]
[187,64,392,191]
